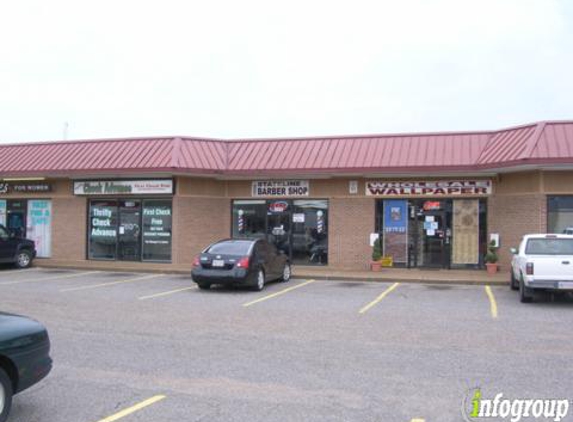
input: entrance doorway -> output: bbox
[118,200,141,261]
[7,200,27,238]
[408,200,451,268]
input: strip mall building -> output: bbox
[1,120,572,272]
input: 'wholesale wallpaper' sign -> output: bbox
[366,180,492,197]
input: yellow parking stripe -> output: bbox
[0,267,41,275]
[359,282,400,314]
[0,271,100,285]
[94,394,166,422]
[61,274,163,292]
[411,418,425,422]
[485,285,498,319]
[243,279,315,307]
[138,286,196,300]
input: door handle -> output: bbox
[562,261,570,265]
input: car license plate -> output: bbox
[212,259,225,267]
[558,282,573,289]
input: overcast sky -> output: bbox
[1,0,572,143]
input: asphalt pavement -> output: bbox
[1,268,573,422]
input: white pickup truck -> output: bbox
[510,234,573,302]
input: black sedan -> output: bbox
[0,312,52,422]
[191,239,291,291]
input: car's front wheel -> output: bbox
[519,276,534,303]
[253,269,265,291]
[15,250,32,269]
[0,367,13,422]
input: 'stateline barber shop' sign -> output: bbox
[74,180,173,195]
[252,180,309,197]
[366,180,492,197]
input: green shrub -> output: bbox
[372,237,382,261]
[484,240,498,264]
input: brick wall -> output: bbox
[174,196,231,265]
[329,198,374,270]
[488,194,546,270]
[51,197,87,260]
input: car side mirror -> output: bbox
[509,247,517,254]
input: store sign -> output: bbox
[74,180,173,195]
[0,182,52,194]
[366,180,492,196]
[252,180,309,197]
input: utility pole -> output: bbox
[63,122,69,140]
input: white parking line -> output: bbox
[138,286,196,300]
[61,274,164,292]
[0,271,101,285]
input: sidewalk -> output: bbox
[293,265,508,285]
[36,260,508,286]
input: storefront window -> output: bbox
[548,196,573,233]
[232,199,329,266]
[232,200,266,239]
[26,200,52,258]
[142,200,172,262]
[89,200,118,260]
[0,200,52,257]
[292,200,328,265]
[88,199,172,262]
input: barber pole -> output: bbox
[316,210,324,234]
[238,209,245,234]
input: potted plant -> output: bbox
[371,237,382,271]
[484,240,499,275]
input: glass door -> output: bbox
[418,200,451,268]
[118,200,141,261]
[7,200,27,238]
[408,200,451,268]
[266,200,291,258]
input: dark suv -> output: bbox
[0,225,36,269]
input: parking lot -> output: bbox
[2,267,573,422]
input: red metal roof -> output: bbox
[0,121,572,177]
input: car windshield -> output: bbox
[525,238,573,255]
[207,241,252,255]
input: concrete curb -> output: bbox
[293,274,508,286]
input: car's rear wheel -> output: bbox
[519,276,533,303]
[197,283,211,290]
[253,269,265,291]
[0,367,13,422]
[15,250,32,269]
[510,271,519,291]
[281,263,291,282]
